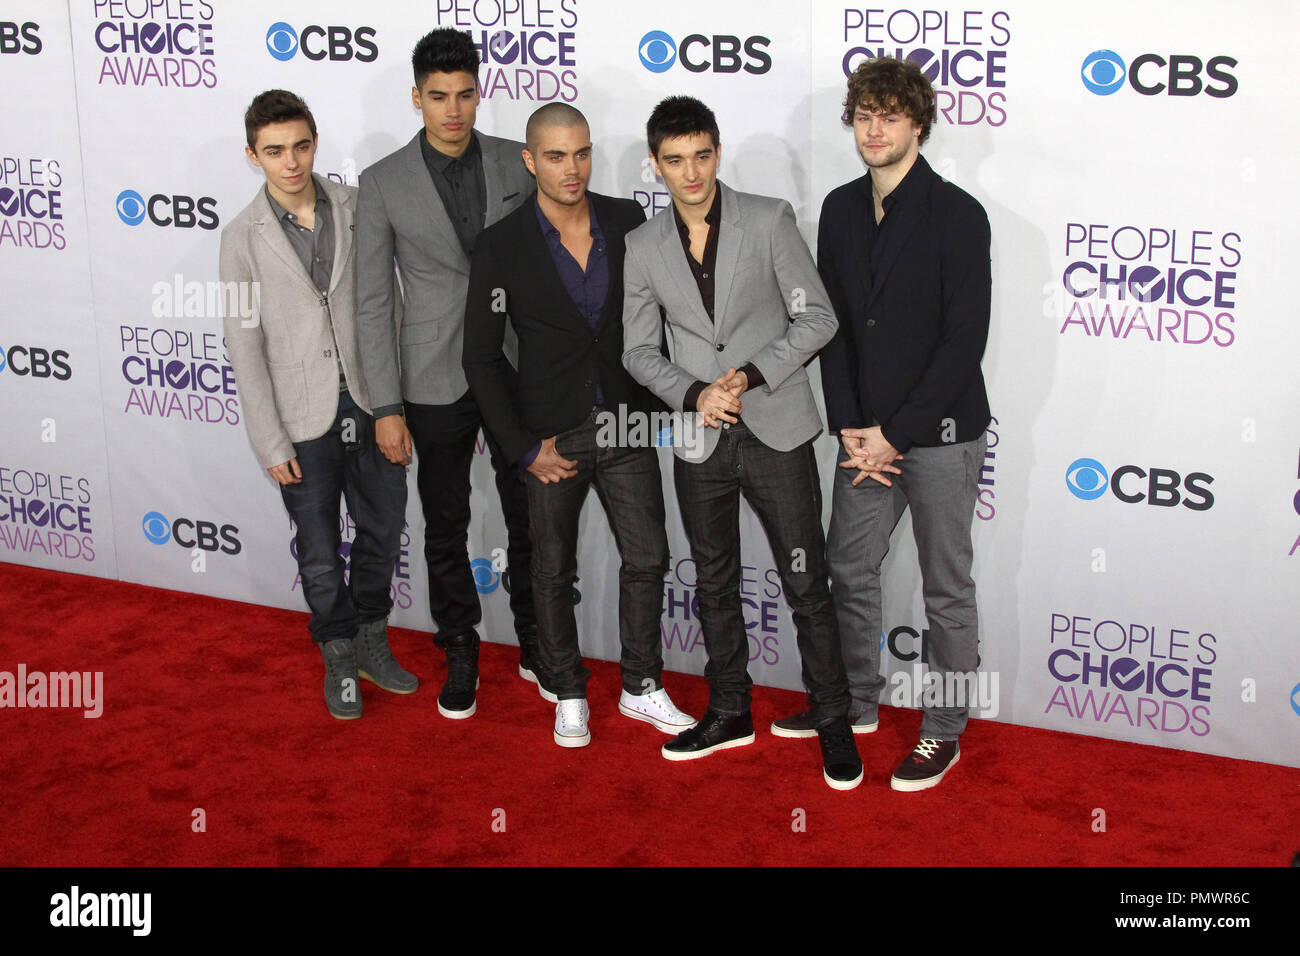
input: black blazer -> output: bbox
[817,155,992,451]
[463,191,660,464]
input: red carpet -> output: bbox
[1,561,1295,867]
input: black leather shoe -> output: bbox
[816,716,864,790]
[661,709,755,761]
[438,632,479,719]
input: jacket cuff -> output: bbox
[881,423,913,455]
[739,363,765,390]
[372,403,405,420]
[683,381,708,413]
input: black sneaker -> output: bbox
[771,706,878,738]
[662,710,754,761]
[517,631,558,702]
[890,738,960,792]
[438,633,479,719]
[320,638,361,720]
[816,717,863,790]
[355,619,418,694]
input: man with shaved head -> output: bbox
[464,104,695,748]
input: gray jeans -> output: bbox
[826,434,986,740]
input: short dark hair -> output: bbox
[842,56,936,145]
[646,95,720,158]
[412,28,479,87]
[244,89,317,150]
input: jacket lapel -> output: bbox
[327,181,353,296]
[711,182,741,341]
[403,130,463,260]
[656,199,713,334]
[866,159,928,308]
[252,191,319,297]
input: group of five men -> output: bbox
[220,28,992,793]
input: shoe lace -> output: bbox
[914,738,942,759]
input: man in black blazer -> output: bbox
[463,103,696,748]
[780,57,992,791]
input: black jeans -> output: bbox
[281,391,408,644]
[673,421,849,720]
[526,411,669,699]
[404,389,535,648]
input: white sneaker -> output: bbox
[553,698,591,748]
[618,688,697,734]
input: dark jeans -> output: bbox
[526,411,669,699]
[404,389,535,648]
[282,391,408,644]
[674,421,849,720]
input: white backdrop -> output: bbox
[2,0,1297,768]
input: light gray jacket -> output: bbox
[622,181,837,462]
[355,130,534,409]
[220,176,368,470]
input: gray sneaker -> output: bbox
[770,706,878,738]
[320,638,362,720]
[355,619,418,694]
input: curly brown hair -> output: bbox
[841,57,936,145]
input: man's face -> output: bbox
[412,70,480,155]
[523,123,592,208]
[652,132,720,209]
[853,102,921,171]
[245,119,317,199]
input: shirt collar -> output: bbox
[673,185,721,236]
[264,174,328,223]
[534,194,604,240]
[878,153,928,216]
[421,129,480,173]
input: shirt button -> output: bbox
[722,423,730,429]
[866,319,876,327]
[324,349,332,357]
[702,273,709,279]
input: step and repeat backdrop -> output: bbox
[3,1,1297,767]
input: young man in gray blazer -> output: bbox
[355,29,538,720]
[621,96,863,790]
[221,90,413,720]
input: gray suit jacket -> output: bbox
[622,181,837,461]
[355,130,534,409]
[220,176,370,470]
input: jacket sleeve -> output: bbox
[461,226,537,464]
[354,167,404,414]
[621,236,698,411]
[219,226,295,470]
[815,194,865,434]
[741,200,838,391]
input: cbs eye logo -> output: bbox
[1065,457,1110,499]
[469,557,501,594]
[639,30,676,73]
[1081,50,1126,95]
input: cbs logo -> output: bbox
[266,22,377,62]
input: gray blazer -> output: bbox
[355,130,534,409]
[622,181,837,462]
[220,176,370,470]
